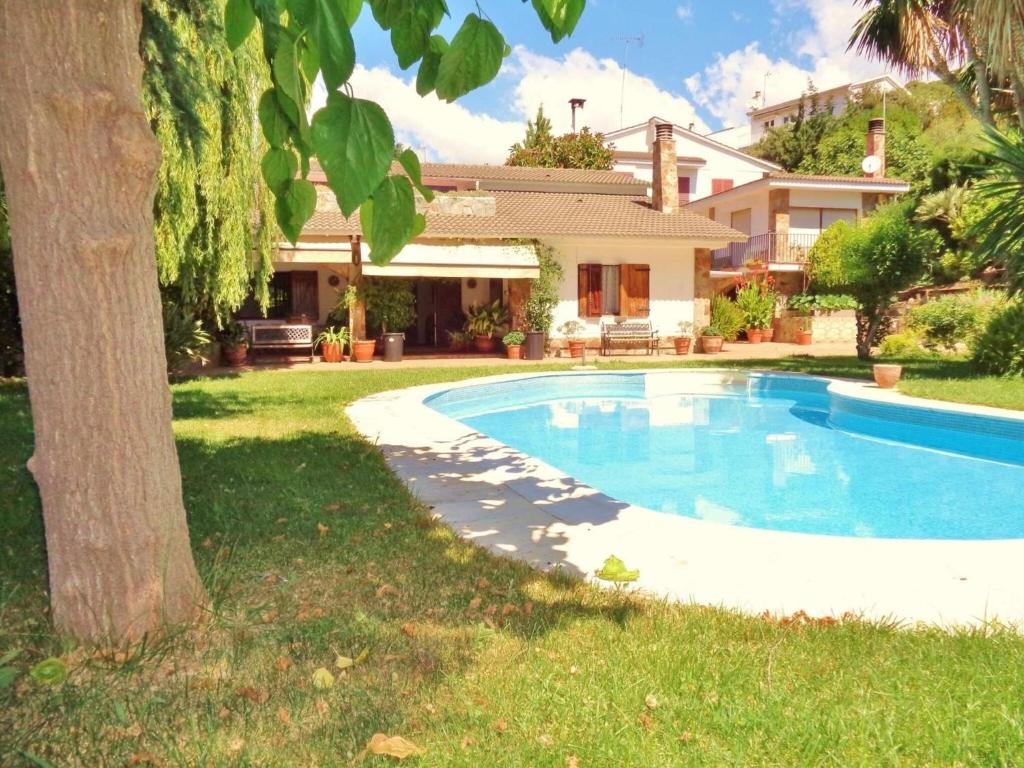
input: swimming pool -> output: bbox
[427,372,1024,541]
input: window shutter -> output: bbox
[712,178,734,195]
[621,264,651,317]
[587,264,602,317]
[577,264,589,318]
[677,176,691,204]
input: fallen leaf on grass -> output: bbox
[228,737,244,753]
[537,734,553,746]
[376,584,399,599]
[501,603,516,616]
[467,596,482,611]
[460,735,474,750]
[495,719,508,734]
[596,555,639,583]
[323,501,348,512]
[400,623,417,638]
[566,756,580,768]
[359,733,425,760]
[312,668,335,689]
[354,648,370,665]
[475,577,491,590]
[315,698,330,716]
[276,517,288,524]
[522,602,534,616]
[218,707,232,720]
[275,656,292,672]
[235,687,269,704]
[335,655,354,670]
[679,731,694,743]
[260,610,279,623]
[277,707,291,726]
[296,606,324,621]
[30,657,68,686]
[645,693,659,710]
[201,537,214,549]
[317,523,330,537]
[638,712,654,730]
[128,752,156,765]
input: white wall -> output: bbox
[692,186,866,238]
[461,277,491,312]
[543,236,696,339]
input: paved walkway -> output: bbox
[194,341,856,375]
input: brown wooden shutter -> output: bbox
[678,176,691,204]
[289,271,319,321]
[620,264,650,317]
[711,178,734,195]
[577,264,589,317]
[578,264,602,318]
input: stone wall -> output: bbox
[775,309,857,343]
[315,185,496,217]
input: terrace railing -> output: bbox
[712,232,818,270]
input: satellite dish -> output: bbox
[861,155,882,175]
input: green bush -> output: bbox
[907,291,1004,351]
[709,295,744,342]
[364,279,417,334]
[786,293,859,313]
[972,301,1024,376]
[878,330,933,358]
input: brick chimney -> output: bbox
[865,118,886,178]
[651,122,679,213]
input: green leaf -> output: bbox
[0,666,19,689]
[531,0,585,43]
[19,752,59,768]
[0,648,21,667]
[362,175,417,264]
[434,14,506,102]
[258,89,290,147]
[29,657,68,686]
[369,0,409,29]
[275,179,318,244]
[341,0,363,25]
[310,92,395,216]
[261,148,299,195]
[411,212,427,239]
[596,555,639,583]
[415,35,448,96]
[315,0,356,89]
[397,148,434,201]
[389,1,444,69]
[225,0,257,50]
[273,34,304,113]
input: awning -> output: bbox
[360,242,539,279]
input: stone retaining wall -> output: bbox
[775,309,857,343]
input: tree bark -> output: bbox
[856,311,883,361]
[0,0,206,643]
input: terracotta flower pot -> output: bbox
[762,326,775,342]
[474,335,496,353]
[506,345,523,359]
[351,339,376,363]
[223,343,248,367]
[796,329,813,346]
[567,339,585,358]
[674,337,692,355]
[701,335,724,354]
[746,328,763,344]
[321,342,344,363]
[873,364,903,389]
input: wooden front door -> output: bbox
[289,271,319,321]
[434,280,463,346]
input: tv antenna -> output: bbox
[617,34,644,128]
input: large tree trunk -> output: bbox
[0,1,206,643]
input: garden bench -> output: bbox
[600,320,659,356]
[247,323,316,362]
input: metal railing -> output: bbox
[712,232,818,270]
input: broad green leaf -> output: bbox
[0,649,21,667]
[0,666,19,689]
[300,39,320,83]
[261,148,298,195]
[29,657,68,686]
[595,555,639,583]
[369,0,410,29]
[415,35,448,96]
[335,655,354,669]
[363,175,417,264]
[411,212,427,239]
[531,0,585,42]
[397,148,434,201]
[389,1,444,69]
[225,0,257,50]
[310,92,395,216]
[434,14,506,103]
[315,0,356,89]
[312,667,335,689]
[341,0,363,26]
[258,89,290,147]
[275,178,317,243]
[273,35,304,113]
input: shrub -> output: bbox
[163,300,211,373]
[710,295,744,342]
[907,291,1003,351]
[878,330,933,358]
[734,280,776,329]
[502,330,525,346]
[972,301,1024,376]
[525,243,563,333]
[364,279,417,334]
[786,293,859,313]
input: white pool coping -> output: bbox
[347,369,1024,629]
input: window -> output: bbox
[711,178,734,195]
[677,176,691,204]
[578,264,650,318]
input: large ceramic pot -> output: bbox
[567,340,585,358]
[674,337,692,355]
[701,335,724,354]
[223,343,248,367]
[506,345,523,360]
[474,335,496,354]
[796,329,813,346]
[873,364,903,389]
[351,339,376,363]
[746,328,763,344]
[762,326,775,342]
[321,342,344,363]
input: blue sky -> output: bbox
[325,0,890,162]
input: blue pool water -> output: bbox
[427,373,1024,540]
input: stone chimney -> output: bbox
[651,122,679,213]
[865,118,886,178]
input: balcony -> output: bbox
[712,232,818,270]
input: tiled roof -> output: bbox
[766,172,910,185]
[305,190,746,242]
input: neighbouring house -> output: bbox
[707,74,906,150]
[251,132,746,352]
[606,117,781,204]
[686,118,911,295]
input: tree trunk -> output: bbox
[0,0,206,643]
[855,311,882,361]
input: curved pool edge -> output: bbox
[346,368,1024,629]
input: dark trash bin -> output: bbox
[383,332,405,362]
[525,331,545,360]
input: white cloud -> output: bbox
[311,46,707,164]
[685,0,891,127]
[676,4,693,21]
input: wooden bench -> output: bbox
[600,320,659,356]
[248,323,316,361]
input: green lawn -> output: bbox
[2,360,1024,766]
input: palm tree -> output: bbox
[971,127,1024,293]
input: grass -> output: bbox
[2,359,1024,766]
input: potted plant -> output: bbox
[735,279,774,345]
[524,243,563,360]
[674,321,694,355]
[700,325,724,354]
[221,321,249,367]
[796,317,813,345]
[447,329,470,353]
[503,330,526,359]
[364,279,417,362]
[465,300,510,353]
[558,319,586,358]
[316,326,349,363]
[873,364,903,389]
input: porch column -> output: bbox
[768,188,790,262]
[694,248,712,331]
[507,278,531,331]
[349,238,367,340]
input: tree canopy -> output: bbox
[505,105,615,170]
